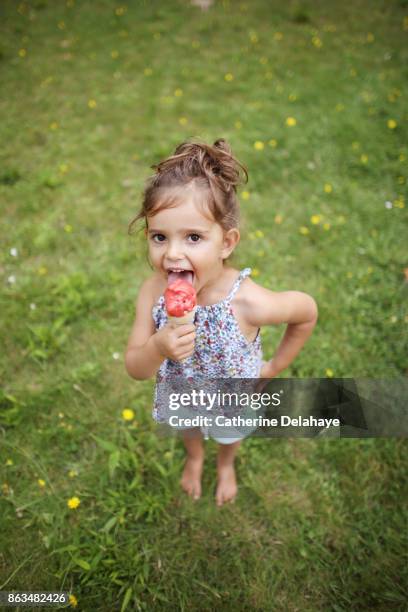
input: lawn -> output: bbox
[0,0,407,610]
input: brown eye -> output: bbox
[152,234,165,242]
[189,234,201,242]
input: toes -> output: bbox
[192,485,201,500]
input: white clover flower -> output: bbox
[10,248,18,257]
[7,275,16,284]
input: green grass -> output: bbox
[1,0,407,609]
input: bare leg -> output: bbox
[215,440,241,507]
[180,428,205,500]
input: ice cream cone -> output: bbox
[167,306,197,326]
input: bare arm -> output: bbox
[125,277,197,380]
[243,285,318,377]
[125,278,166,380]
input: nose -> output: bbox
[165,239,184,261]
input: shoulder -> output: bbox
[135,273,164,308]
[237,277,318,327]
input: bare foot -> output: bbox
[215,464,237,507]
[180,455,204,500]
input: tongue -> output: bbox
[167,271,193,285]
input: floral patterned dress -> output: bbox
[152,267,263,425]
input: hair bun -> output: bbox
[154,138,248,193]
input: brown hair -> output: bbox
[128,138,248,236]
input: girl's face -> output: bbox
[145,197,239,292]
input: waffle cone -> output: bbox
[167,306,197,326]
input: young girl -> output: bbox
[125,138,318,507]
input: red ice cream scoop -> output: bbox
[164,279,197,317]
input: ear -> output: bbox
[221,228,240,260]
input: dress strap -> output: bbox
[226,267,252,301]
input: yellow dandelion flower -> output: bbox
[115,6,127,16]
[399,153,406,162]
[311,214,322,225]
[259,56,268,65]
[324,183,333,193]
[323,223,331,231]
[274,214,283,224]
[68,470,78,478]
[38,479,46,488]
[241,191,250,200]
[351,141,360,150]
[143,67,153,76]
[234,120,242,129]
[254,141,264,150]
[50,122,58,130]
[224,73,234,82]
[274,32,283,40]
[2,483,10,495]
[286,117,297,127]
[299,226,309,235]
[312,36,323,48]
[269,139,278,147]
[252,268,260,277]
[249,33,259,44]
[360,154,368,164]
[59,163,69,174]
[19,48,27,57]
[178,117,188,125]
[111,50,119,59]
[6,459,13,466]
[174,88,183,97]
[350,68,357,77]
[37,266,48,276]
[387,119,397,129]
[288,93,297,101]
[69,594,78,608]
[255,229,264,238]
[335,103,345,112]
[366,32,374,42]
[192,40,200,48]
[67,496,80,509]
[325,368,334,378]
[88,99,97,109]
[64,224,73,233]
[122,408,135,421]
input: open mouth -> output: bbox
[167,270,194,285]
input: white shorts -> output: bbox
[167,403,263,445]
